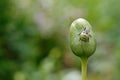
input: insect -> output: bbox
[79,27,91,42]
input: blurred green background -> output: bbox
[0,0,120,80]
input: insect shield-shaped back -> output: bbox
[70,18,96,58]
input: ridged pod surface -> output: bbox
[70,18,96,58]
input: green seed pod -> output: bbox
[70,18,96,58]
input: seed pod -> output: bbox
[70,18,96,58]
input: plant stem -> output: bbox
[81,58,88,80]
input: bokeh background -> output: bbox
[0,0,120,80]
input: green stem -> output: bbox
[81,58,88,80]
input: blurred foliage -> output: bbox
[0,0,120,80]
